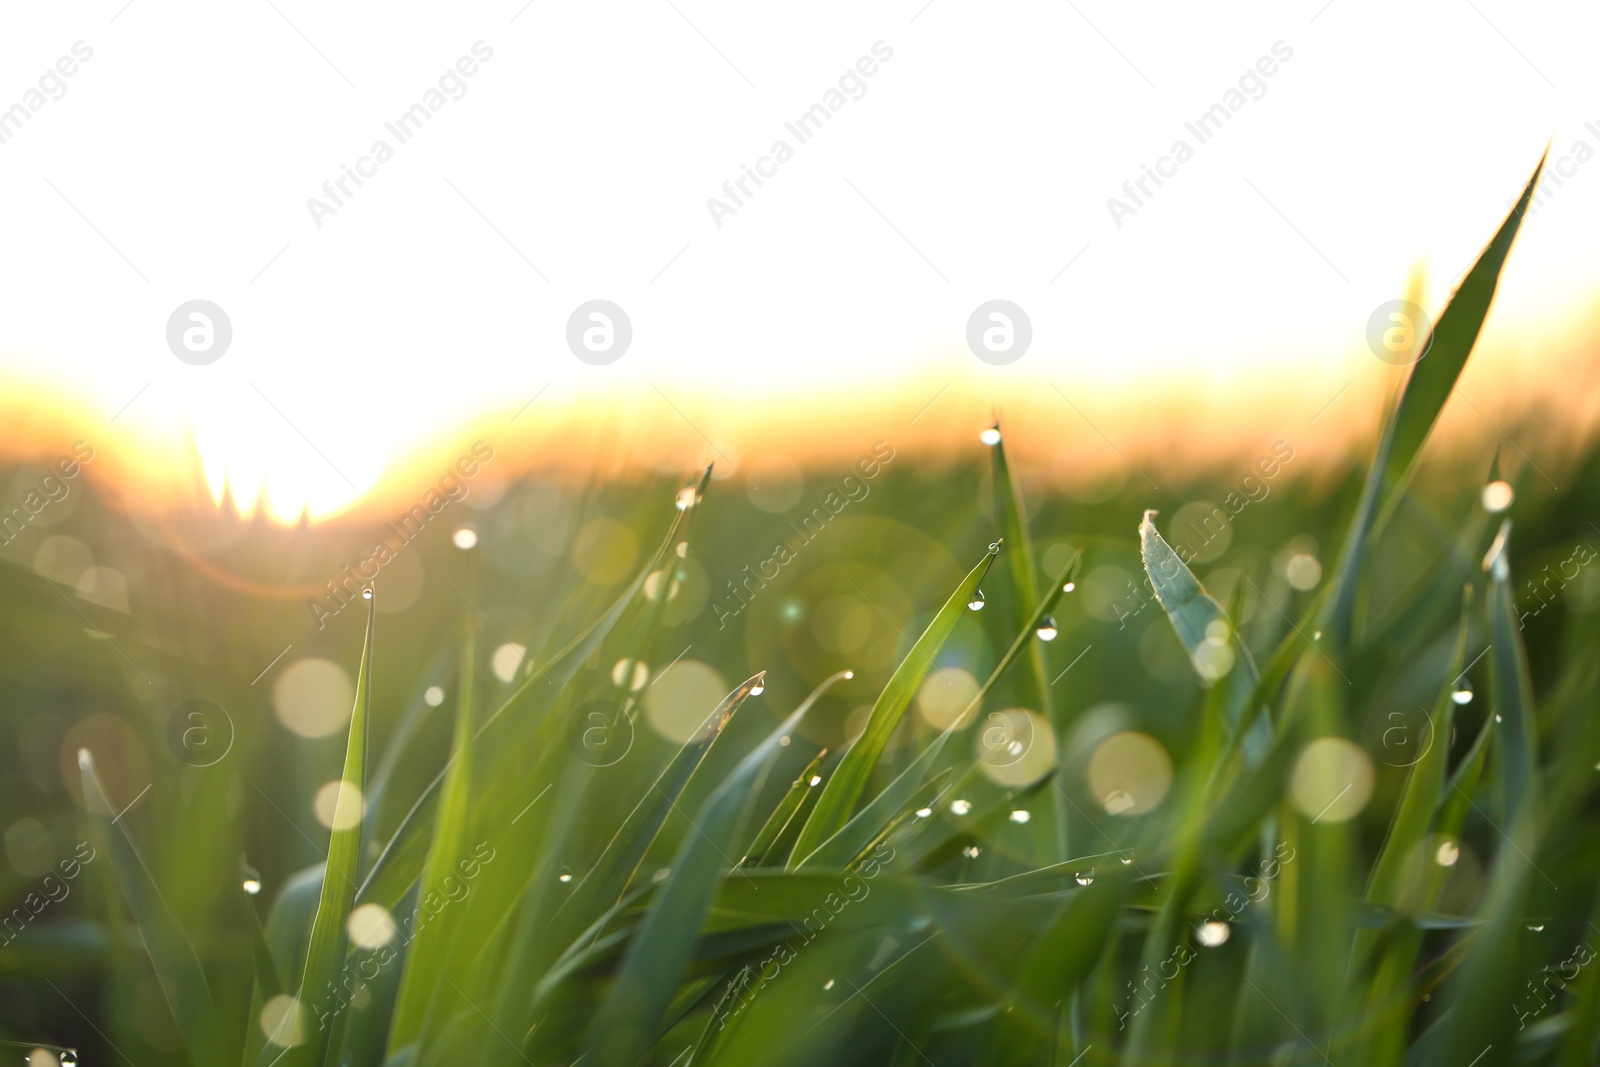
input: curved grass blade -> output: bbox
[1140,511,1269,764]
[1379,158,1546,513]
[1325,154,1545,646]
[79,750,227,1067]
[789,543,998,861]
[582,687,819,1066]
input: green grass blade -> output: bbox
[1380,157,1546,510]
[740,748,827,867]
[583,681,817,1066]
[789,543,998,861]
[1140,511,1269,763]
[79,750,227,1066]
[265,598,373,1067]
[989,421,1051,719]
[386,610,477,1050]
[1324,154,1545,646]
[356,501,691,912]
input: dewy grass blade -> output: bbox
[356,478,700,911]
[1140,511,1269,765]
[789,543,998,862]
[582,687,819,1066]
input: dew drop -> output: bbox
[979,425,1002,446]
[823,979,835,990]
[1481,480,1514,513]
[950,799,972,816]
[451,527,478,550]
[1035,615,1058,642]
[1197,920,1230,947]
[1435,840,1460,867]
[242,863,262,896]
[968,589,986,611]
[1526,921,1546,932]
[963,845,982,858]
[808,774,823,787]
[424,685,445,707]
[1074,870,1094,887]
[750,684,765,696]
[1062,581,1076,593]
[1312,630,1322,640]
[675,541,689,558]
[360,587,373,600]
[1009,809,1031,824]
[675,486,698,511]
[915,807,932,818]
[558,868,573,884]
[1119,853,1133,865]
[1451,686,1473,705]
[1495,714,1503,723]
[59,1053,80,1067]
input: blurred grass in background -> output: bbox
[3,157,1600,1066]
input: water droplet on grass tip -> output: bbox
[1482,480,1514,513]
[1074,870,1094,886]
[242,864,262,895]
[979,426,1001,446]
[675,487,698,511]
[1451,686,1473,704]
[361,588,373,600]
[968,590,986,611]
[1035,615,1058,641]
[808,774,822,786]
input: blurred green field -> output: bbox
[4,158,1600,1067]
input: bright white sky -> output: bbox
[0,0,1593,518]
